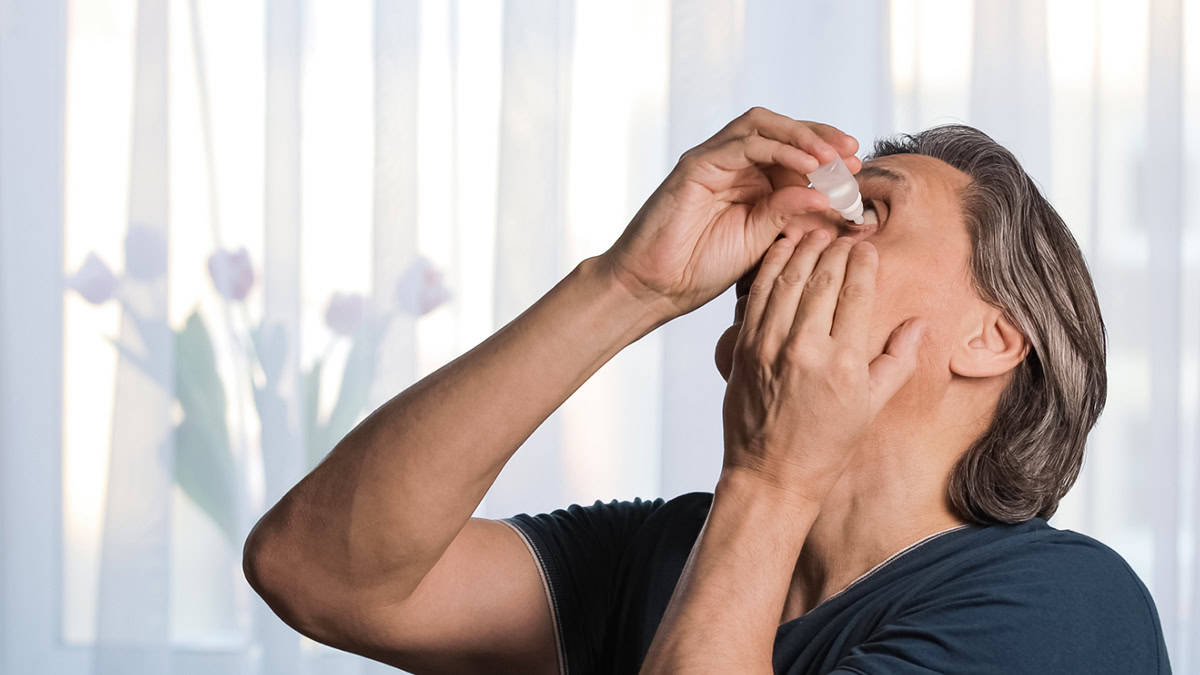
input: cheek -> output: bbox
[872,257,961,356]
[870,261,924,349]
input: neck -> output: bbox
[777,421,973,625]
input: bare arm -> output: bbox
[243,254,671,653]
[638,469,817,674]
[242,108,864,669]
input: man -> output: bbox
[243,107,1171,673]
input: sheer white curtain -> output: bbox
[1,0,1196,673]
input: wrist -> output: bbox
[584,254,679,327]
[715,467,824,526]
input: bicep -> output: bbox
[341,518,560,675]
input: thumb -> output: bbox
[867,318,925,417]
[749,185,830,247]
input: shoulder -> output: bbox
[880,519,1169,673]
[961,520,1160,617]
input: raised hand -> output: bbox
[596,107,861,319]
[720,230,925,508]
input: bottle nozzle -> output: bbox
[841,193,864,224]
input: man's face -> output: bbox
[714,153,977,388]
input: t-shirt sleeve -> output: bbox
[501,496,667,675]
[827,534,1171,675]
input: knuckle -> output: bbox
[748,280,775,297]
[741,340,772,366]
[839,282,870,303]
[783,341,822,369]
[804,269,835,291]
[754,342,775,365]
[775,269,806,288]
[676,150,699,172]
[766,239,795,259]
[745,105,768,119]
[833,348,859,373]
[803,231,833,248]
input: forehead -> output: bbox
[860,153,971,221]
[860,153,971,196]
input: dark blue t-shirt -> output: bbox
[502,491,1171,674]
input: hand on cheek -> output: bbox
[721,230,926,507]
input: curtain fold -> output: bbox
[1145,0,1185,658]
[970,0,1051,186]
[486,0,575,518]
[92,0,173,672]
[659,0,748,498]
[366,0,420,419]
[253,0,306,672]
[0,0,71,672]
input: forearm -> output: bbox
[244,255,671,609]
[639,469,819,674]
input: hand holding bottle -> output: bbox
[596,106,862,320]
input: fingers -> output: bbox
[789,236,858,339]
[762,184,830,216]
[703,132,824,178]
[744,185,831,244]
[805,122,860,160]
[703,107,857,171]
[829,241,878,354]
[867,318,925,417]
[737,236,799,347]
[758,230,834,352]
[738,227,882,364]
[800,121,861,174]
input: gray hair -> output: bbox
[868,125,1107,524]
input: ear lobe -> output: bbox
[950,307,1030,379]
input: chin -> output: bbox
[714,322,740,382]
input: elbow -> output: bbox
[240,511,363,649]
[242,513,291,616]
[242,509,315,627]
[242,517,323,640]
[242,517,271,600]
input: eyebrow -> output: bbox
[856,165,910,189]
[859,166,912,187]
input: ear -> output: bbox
[949,305,1031,378]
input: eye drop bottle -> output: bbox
[806,156,864,224]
